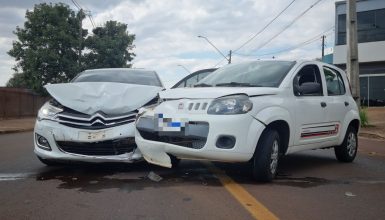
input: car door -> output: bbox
[292,64,332,146]
[321,66,350,145]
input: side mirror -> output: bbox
[297,82,321,95]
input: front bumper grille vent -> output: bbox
[56,138,136,156]
[55,110,137,130]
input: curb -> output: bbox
[0,128,34,134]
[359,132,385,140]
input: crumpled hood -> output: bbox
[160,87,279,99]
[45,82,162,115]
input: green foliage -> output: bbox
[359,107,369,127]
[84,20,135,69]
[7,3,85,94]
[6,73,28,88]
[7,3,136,95]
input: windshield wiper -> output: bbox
[215,82,262,87]
[194,83,213,87]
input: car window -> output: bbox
[72,69,162,87]
[174,70,214,88]
[293,64,323,96]
[198,61,296,87]
[196,72,210,81]
[323,67,346,96]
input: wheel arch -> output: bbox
[265,120,290,156]
[254,106,294,152]
[339,110,360,145]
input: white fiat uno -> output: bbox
[135,60,360,182]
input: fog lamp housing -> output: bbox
[35,133,52,151]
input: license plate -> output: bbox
[78,130,110,141]
[156,113,188,132]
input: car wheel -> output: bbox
[334,126,358,162]
[37,156,61,166]
[252,129,280,182]
[170,155,181,168]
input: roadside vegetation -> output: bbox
[360,107,369,127]
[6,3,135,95]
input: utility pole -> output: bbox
[347,0,360,107]
[228,50,232,64]
[321,35,325,58]
[78,8,83,69]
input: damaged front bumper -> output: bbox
[135,110,266,168]
[34,119,142,163]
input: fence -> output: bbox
[0,88,49,119]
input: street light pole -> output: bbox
[177,64,191,74]
[198,35,231,64]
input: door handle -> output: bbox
[344,101,349,106]
[320,102,327,108]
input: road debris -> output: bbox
[345,192,356,197]
[147,171,163,182]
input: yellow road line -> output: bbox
[205,162,279,220]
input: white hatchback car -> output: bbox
[135,60,360,182]
[34,68,163,165]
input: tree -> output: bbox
[7,3,86,94]
[6,73,28,88]
[84,21,135,69]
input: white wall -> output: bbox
[333,40,385,64]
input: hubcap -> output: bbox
[270,140,279,174]
[347,132,357,157]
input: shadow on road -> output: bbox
[35,161,221,193]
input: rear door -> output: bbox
[321,66,350,144]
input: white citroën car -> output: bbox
[135,60,360,182]
[34,68,163,165]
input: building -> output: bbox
[333,0,385,107]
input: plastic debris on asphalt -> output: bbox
[148,171,163,182]
[345,192,356,197]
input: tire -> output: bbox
[334,126,358,162]
[252,129,280,182]
[37,156,61,166]
[170,155,181,168]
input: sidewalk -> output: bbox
[0,117,36,134]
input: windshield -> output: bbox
[72,69,162,87]
[196,61,296,87]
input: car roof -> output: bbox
[84,68,156,73]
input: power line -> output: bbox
[213,57,227,67]
[71,0,96,28]
[233,0,296,53]
[234,26,334,57]
[240,0,325,56]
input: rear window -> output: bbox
[72,69,162,87]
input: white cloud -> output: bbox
[0,0,338,86]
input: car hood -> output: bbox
[45,82,162,115]
[160,87,279,99]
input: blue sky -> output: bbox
[0,0,337,87]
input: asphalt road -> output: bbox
[1,132,385,220]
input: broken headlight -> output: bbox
[207,95,253,115]
[37,100,63,121]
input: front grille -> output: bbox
[56,138,136,156]
[55,110,137,130]
[138,130,207,149]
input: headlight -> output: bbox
[207,95,253,115]
[37,101,63,121]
